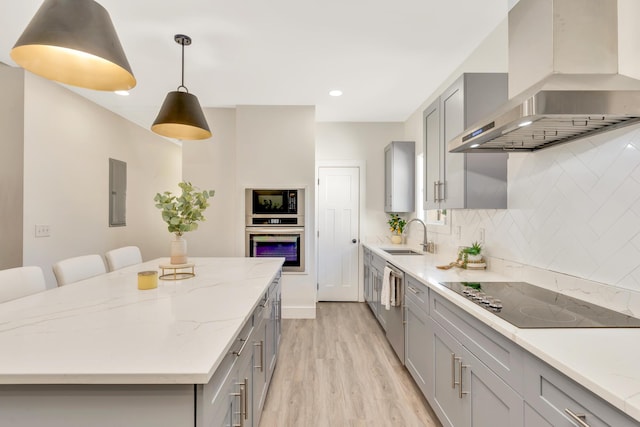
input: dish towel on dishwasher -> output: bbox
[382,266,393,310]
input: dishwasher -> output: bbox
[383,262,405,364]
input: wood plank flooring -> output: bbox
[259,302,442,427]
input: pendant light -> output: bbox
[10,0,136,91]
[151,34,211,140]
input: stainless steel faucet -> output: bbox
[404,218,434,253]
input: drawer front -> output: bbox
[405,275,429,314]
[371,253,386,272]
[430,293,523,392]
[523,354,638,427]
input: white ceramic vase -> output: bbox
[170,234,188,264]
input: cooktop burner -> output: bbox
[438,281,640,328]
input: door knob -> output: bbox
[352,239,357,244]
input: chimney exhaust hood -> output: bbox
[448,0,640,153]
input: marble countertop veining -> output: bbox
[365,243,640,423]
[0,257,284,385]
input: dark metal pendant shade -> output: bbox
[151,34,211,140]
[10,0,136,91]
[151,91,212,140]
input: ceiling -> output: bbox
[0,0,509,131]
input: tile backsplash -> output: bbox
[428,123,640,315]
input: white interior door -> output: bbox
[317,166,360,301]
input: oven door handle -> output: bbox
[247,227,304,234]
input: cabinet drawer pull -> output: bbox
[564,408,590,427]
[433,181,438,202]
[407,285,421,295]
[232,337,249,357]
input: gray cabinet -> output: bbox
[370,253,388,330]
[430,291,525,427]
[363,247,374,307]
[432,319,467,427]
[384,141,415,213]
[199,274,282,427]
[424,73,508,210]
[523,353,638,427]
[431,317,523,427]
[404,276,431,401]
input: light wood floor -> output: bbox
[259,302,442,427]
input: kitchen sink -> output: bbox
[382,248,423,256]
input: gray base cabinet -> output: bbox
[360,251,639,427]
[404,276,431,400]
[200,274,282,427]
[365,252,387,331]
[523,353,639,427]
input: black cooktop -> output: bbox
[438,281,640,328]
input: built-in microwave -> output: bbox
[245,188,304,226]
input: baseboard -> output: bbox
[282,306,316,319]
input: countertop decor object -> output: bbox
[158,263,195,280]
[458,241,484,268]
[11,0,136,91]
[151,34,211,140]
[137,271,158,290]
[387,213,406,244]
[154,181,215,265]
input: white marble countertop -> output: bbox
[365,243,640,423]
[0,257,283,385]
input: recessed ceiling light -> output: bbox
[518,120,533,127]
[114,90,130,96]
[329,90,343,97]
[470,144,480,148]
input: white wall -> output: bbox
[22,73,182,288]
[236,106,316,318]
[0,66,24,269]
[183,105,317,318]
[182,108,237,256]
[316,122,405,243]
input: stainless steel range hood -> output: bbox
[448,0,640,153]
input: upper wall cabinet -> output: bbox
[384,140,415,213]
[424,73,508,210]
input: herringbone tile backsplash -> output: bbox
[436,123,640,293]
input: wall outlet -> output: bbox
[455,225,462,240]
[479,228,485,244]
[35,224,50,237]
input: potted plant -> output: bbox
[154,181,215,264]
[458,241,483,266]
[387,213,407,244]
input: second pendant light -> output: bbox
[152,34,211,140]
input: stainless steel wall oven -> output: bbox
[245,189,305,272]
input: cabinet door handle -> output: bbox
[458,360,469,399]
[254,340,264,372]
[451,353,457,389]
[231,387,243,427]
[243,377,248,421]
[564,408,590,427]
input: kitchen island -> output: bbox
[0,257,283,427]
[365,243,640,426]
